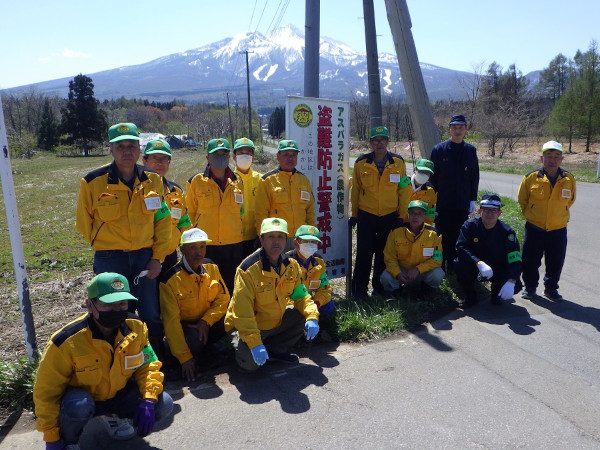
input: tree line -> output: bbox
[3,40,600,157]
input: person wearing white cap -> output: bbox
[225,218,319,372]
[518,141,576,302]
[159,228,229,381]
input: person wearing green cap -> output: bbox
[286,225,336,340]
[429,114,479,270]
[402,158,437,225]
[350,125,411,299]
[232,137,263,257]
[142,139,192,271]
[380,200,444,297]
[76,122,172,349]
[159,228,229,381]
[186,138,244,295]
[517,141,576,302]
[225,218,320,372]
[33,272,173,449]
[254,139,315,251]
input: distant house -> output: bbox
[139,133,166,150]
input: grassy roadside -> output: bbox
[480,161,599,183]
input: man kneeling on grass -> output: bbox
[225,218,320,372]
[380,200,444,298]
[33,273,173,450]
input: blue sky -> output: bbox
[1,0,598,89]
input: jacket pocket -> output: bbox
[96,193,121,222]
[73,354,101,386]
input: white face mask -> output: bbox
[413,172,429,186]
[299,242,318,259]
[236,154,253,171]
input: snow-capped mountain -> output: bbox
[6,25,474,106]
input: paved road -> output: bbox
[3,173,600,449]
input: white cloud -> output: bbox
[62,48,91,59]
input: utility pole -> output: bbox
[304,0,320,98]
[384,0,440,157]
[240,50,254,140]
[363,0,383,127]
[0,96,38,361]
[226,92,234,144]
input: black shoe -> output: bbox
[521,287,536,299]
[268,352,300,364]
[458,290,478,309]
[544,288,563,302]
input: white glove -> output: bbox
[498,281,516,300]
[476,261,493,279]
[469,200,477,215]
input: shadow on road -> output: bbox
[466,300,541,335]
[228,363,328,414]
[528,295,600,331]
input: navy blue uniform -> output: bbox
[430,139,479,265]
[454,217,523,299]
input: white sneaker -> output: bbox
[97,414,135,440]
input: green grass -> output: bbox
[0,357,37,413]
[481,162,599,183]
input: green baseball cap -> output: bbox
[408,200,428,212]
[277,140,300,152]
[260,217,288,235]
[86,272,137,303]
[370,126,389,139]
[233,137,255,152]
[415,158,434,174]
[108,123,140,143]
[295,225,322,243]
[207,138,231,154]
[143,139,172,157]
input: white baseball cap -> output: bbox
[180,228,211,245]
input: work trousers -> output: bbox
[205,242,244,296]
[454,255,523,297]
[435,209,468,267]
[522,223,567,291]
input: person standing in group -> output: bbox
[186,138,244,295]
[33,273,173,449]
[518,141,576,302]
[233,137,263,258]
[454,194,523,308]
[429,114,479,270]
[402,158,437,225]
[76,123,171,350]
[349,125,411,299]
[254,139,315,251]
[225,218,319,372]
[142,139,192,271]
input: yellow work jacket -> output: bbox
[254,168,315,235]
[286,250,332,308]
[517,168,576,231]
[76,162,172,262]
[164,179,192,255]
[383,223,443,277]
[402,181,437,225]
[186,167,244,245]
[159,260,229,364]
[225,249,319,349]
[235,167,263,241]
[33,314,163,443]
[351,152,411,218]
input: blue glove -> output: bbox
[304,319,320,340]
[133,399,155,437]
[348,217,358,228]
[319,301,335,316]
[250,344,268,366]
[46,442,65,450]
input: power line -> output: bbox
[264,0,283,35]
[254,0,270,33]
[248,0,259,31]
[270,0,291,33]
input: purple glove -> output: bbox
[133,399,155,437]
[349,217,358,228]
[46,442,65,450]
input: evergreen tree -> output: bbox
[538,54,571,103]
[268,106,285,138]
[37,98,60,151]
[61,74,107,156]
